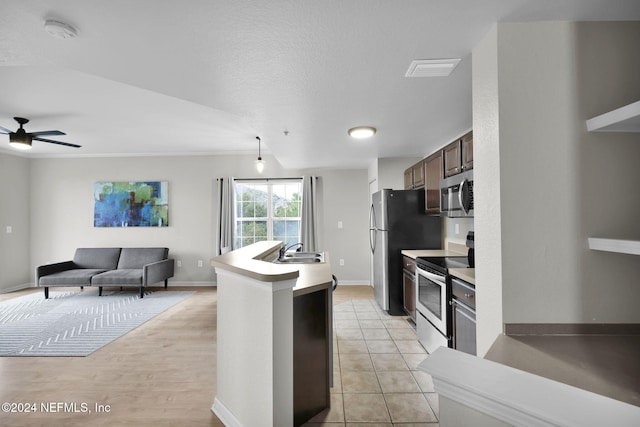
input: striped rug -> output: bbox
[0,290,194,356]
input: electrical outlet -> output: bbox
[197,260,204,267]
[176,260,182,268]
[455,223,460,234]
[339,259,345,266]
[338,221,343,229]
[5,226,12,234]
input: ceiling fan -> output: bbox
[0,117,81,150]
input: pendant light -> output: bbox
[255,136,265,173]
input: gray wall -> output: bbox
[473,21,640,354]
[6,153,370,291]
[0,153,31,291]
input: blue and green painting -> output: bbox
[94,181,169,227]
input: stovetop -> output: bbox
[416,256,470,274]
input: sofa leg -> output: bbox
[99,287,103,296]
[44,287,49,299]
[140,287,144,298]
[164,279,168,289]
[80,286,84,291]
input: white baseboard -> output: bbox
[167,281,216,287]
[0,283,36,294]
[334,280,371,286]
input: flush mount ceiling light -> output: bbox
[43,19,78,39]
[405,58,461,78]
[348,126,376,139]
[255,136,265,173]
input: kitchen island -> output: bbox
[210,241,334,427]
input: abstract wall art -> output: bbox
[94,181,169,227]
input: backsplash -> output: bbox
[443,217,474,252]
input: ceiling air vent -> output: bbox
[405,59,461,78]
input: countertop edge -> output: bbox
[211,241,333,295]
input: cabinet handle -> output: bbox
[464,293,474,299]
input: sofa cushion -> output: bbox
[39,269,108,286]
[91,269,143,286]
[117,248,168,269]
[74,248,122,270]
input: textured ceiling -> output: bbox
[1,0,639,168]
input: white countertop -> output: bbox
[401,249,464,259]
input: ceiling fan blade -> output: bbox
[0,125,13,134]
[30,130,66,137]
[33,137,81,148]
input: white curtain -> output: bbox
[300,176,318,251]
[217,177,235,255]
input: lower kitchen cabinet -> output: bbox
[402,256,417,322]
[450,276,476,355]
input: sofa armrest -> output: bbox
[142,258,175,286]
[35,260,76,285]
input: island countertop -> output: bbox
[211,240,334,296]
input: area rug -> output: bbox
[0,290,194,356]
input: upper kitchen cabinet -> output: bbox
[461,131,474,171]
[444,131,473,177]
[424,150,444,214]
[404,159,426,190]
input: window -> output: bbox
[234,179,303,248]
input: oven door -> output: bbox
[416,267,449,336]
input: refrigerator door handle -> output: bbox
[369,204,377,253]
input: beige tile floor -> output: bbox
[303,298,439,426]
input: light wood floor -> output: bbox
[0,285,374,427]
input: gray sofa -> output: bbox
[36,247,175,299]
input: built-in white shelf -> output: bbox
[586,100,640,132]
[588,238,640,255]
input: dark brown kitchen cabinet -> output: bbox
[404,168,413,189]
[444,140,462,177]
[450,276,476,355]
[444,131,473,177]
[461,131,473,171]
[402,255,417,322]
[424,150,443,214]
[404,159,425,190]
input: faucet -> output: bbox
[279,242,304,258]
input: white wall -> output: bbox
[26,153,370,286]
[0,153,31,292]
[472,21,640,354]
[472,24,503,356]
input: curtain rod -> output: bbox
[216,177,319,182]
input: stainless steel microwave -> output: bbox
[440,170,474,217]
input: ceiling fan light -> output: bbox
[9,141,32,150]
[348,126,376,139]
[9,134,32,149]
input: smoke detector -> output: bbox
[44,19,78,39]
[405,59,461,78]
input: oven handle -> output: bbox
[417,267,446,285]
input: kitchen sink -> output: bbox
[283,252,324,258]
[274,251,325,264]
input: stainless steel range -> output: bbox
[415,231,474,354]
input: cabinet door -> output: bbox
[424,150,443,214]
[452,299,476,355]
[411,160,425,189]
[443,140,461,177]
[402,268,416,322]
[404,168,413,189]
[461,131,473,171]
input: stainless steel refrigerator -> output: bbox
[370,189,442,315]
